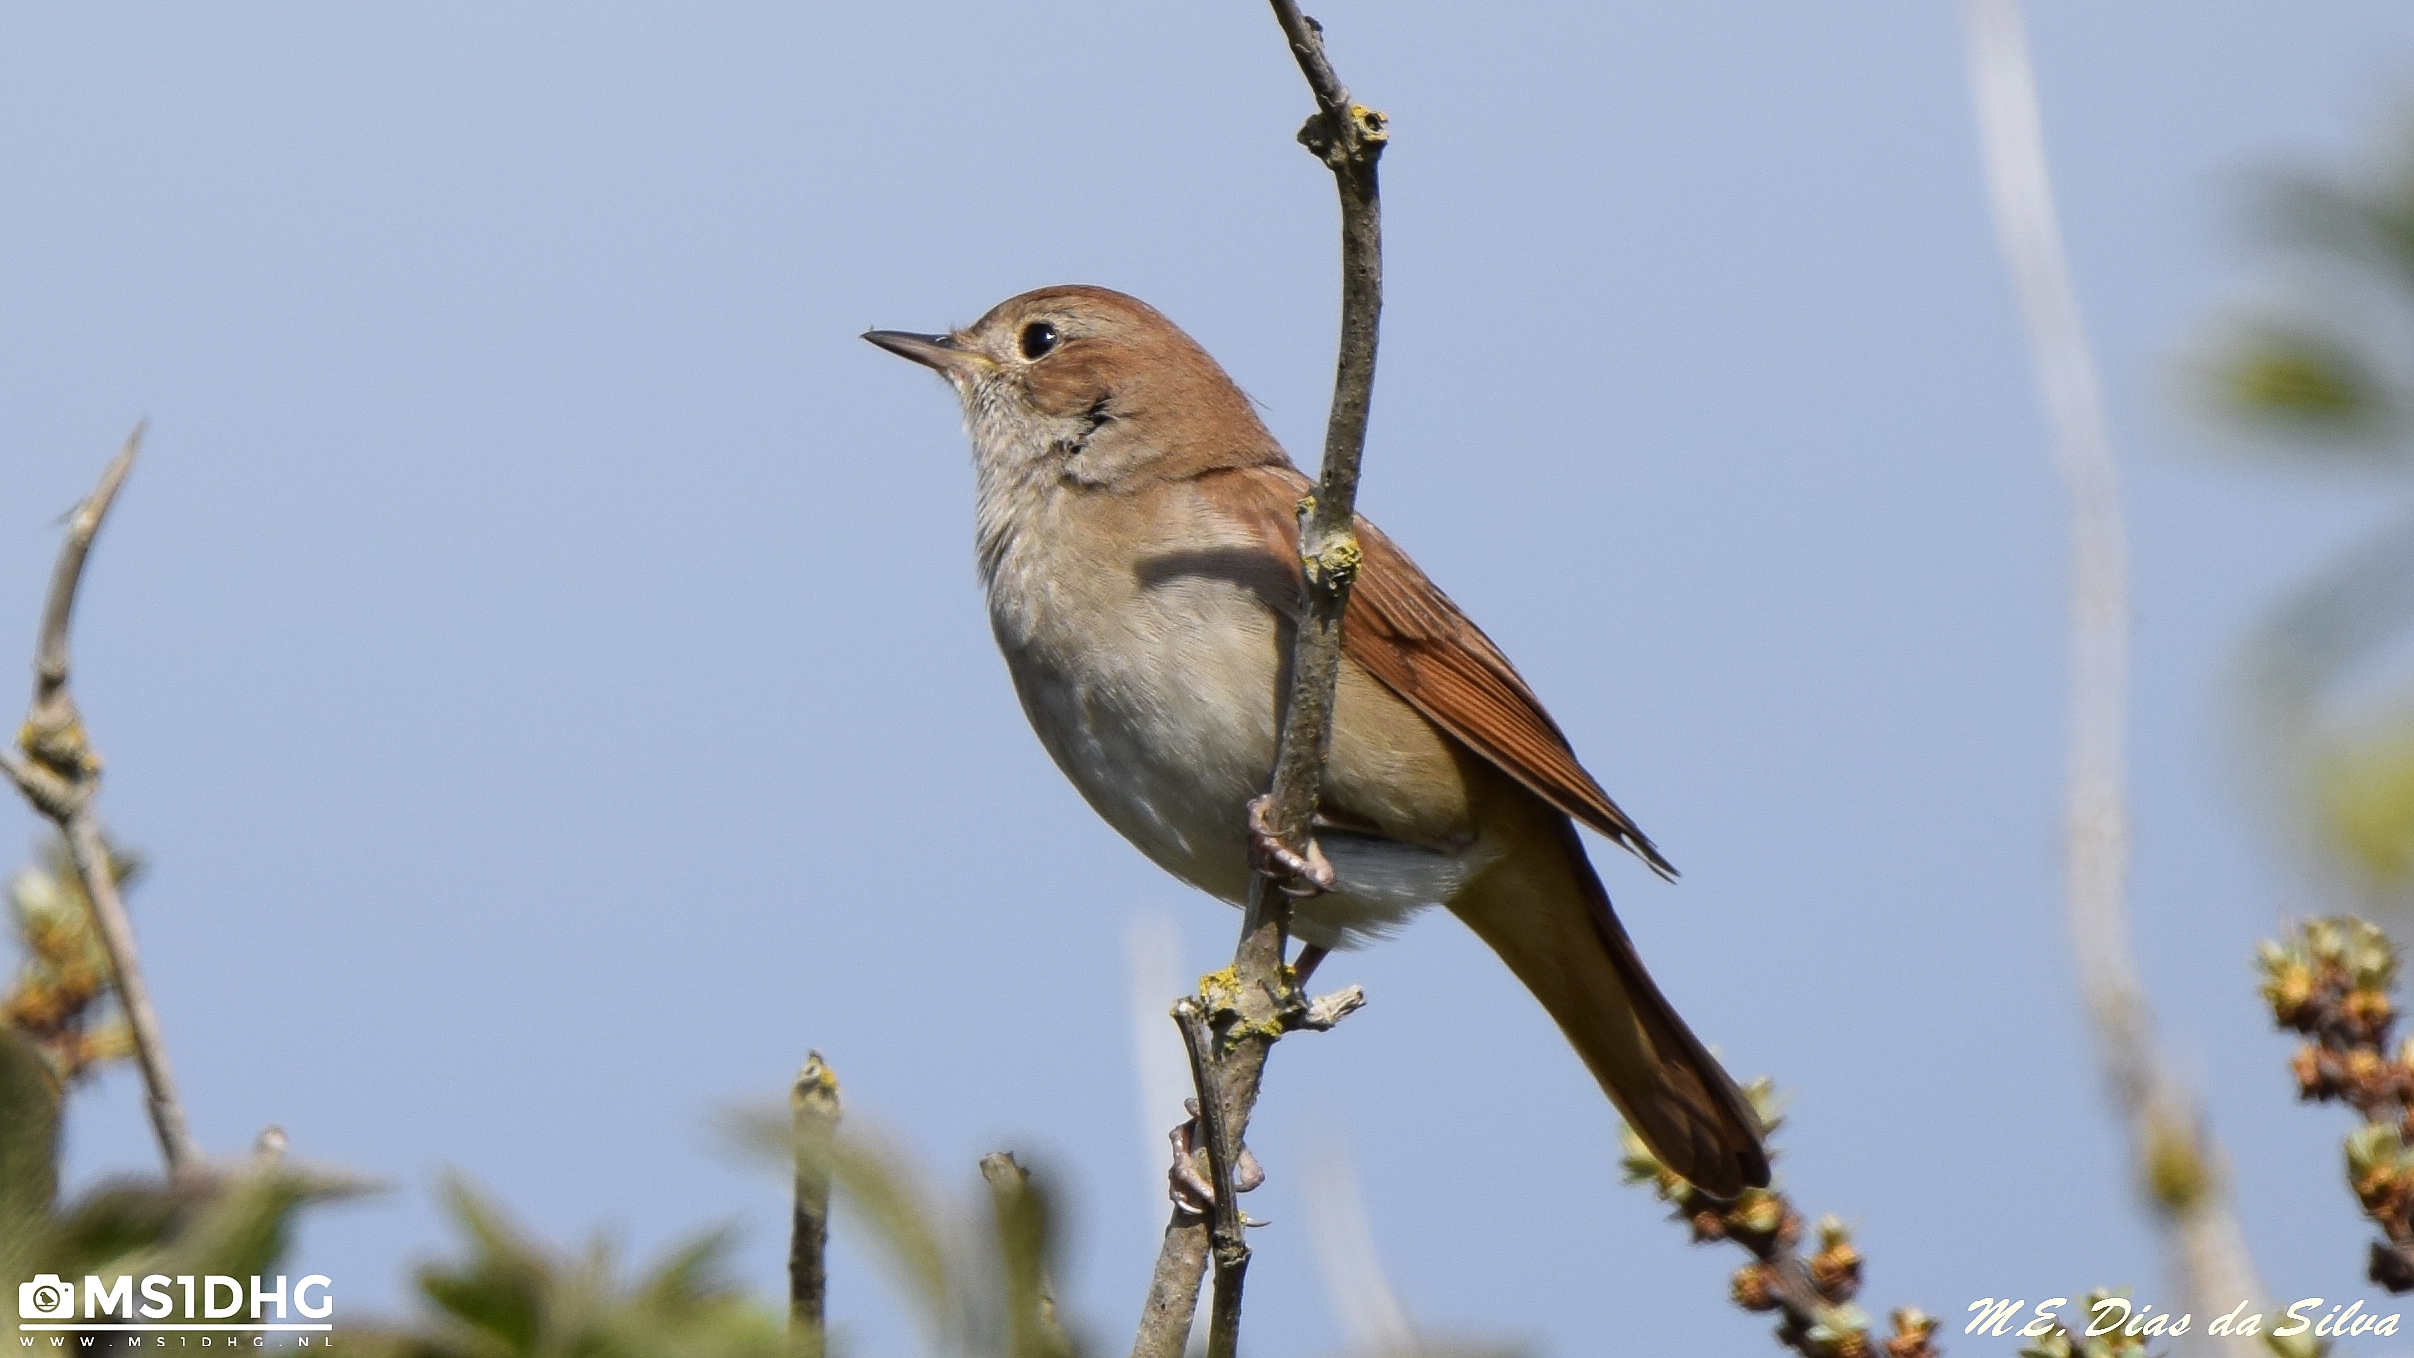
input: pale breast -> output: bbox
[980,480,1491,945]
[986,488,1278,900]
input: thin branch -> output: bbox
[1960,3,2266,1347]
[1127,1217,1210,1358]
[1175,998,1251,1358]
[2,427,200,1174]
[789,1051,841,1353]
[33,425,139,710]
[1127,7,1387,1357]
[1264,3,1346,113]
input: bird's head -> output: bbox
[864,285,1282,491]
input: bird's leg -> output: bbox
[1291,942,1330,987]
[1166,1097,1265,1218]
[1247,793,1335,897]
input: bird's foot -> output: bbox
[1247,795,1334,897]
[1166,1098,1265,1219]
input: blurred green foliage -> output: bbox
[722,1105,1079,1358]
[2197,114,2414,910]
[0,825,1506,1357]
[2206,126,2414,453]
[2222,329,2389,435]
[0,1025,367,1335]
[341,1180,797,1358]
[2,837,363,1320]
[2314,708,2414,889]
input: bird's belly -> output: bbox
[1000,576,1273,897]
[993,573,1486,946]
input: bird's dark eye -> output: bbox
[1019,322,1059,360]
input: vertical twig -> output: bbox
[1175,997,1252,1358]
[0,427,201,1175]
[1960,4,2266,1348]
[1128,1216,1210,1358]
[789,1051,841,1352]
[1202,2,1387,1352]
[1127,7,1387,1357]
[980,1151,1075,1358]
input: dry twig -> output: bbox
[789,1051,841,1352]
[1127,5,1387,1357]
[0,429,200,1173]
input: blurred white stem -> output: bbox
[1305,1140,1416,1355]
[1961,2,2264,1348]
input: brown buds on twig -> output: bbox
[2257,916,2414,1290]
[1621,1080,1941,1358]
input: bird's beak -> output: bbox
[862,329,985,375]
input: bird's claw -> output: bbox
[1167,1098,1264,1218]
[1248,795,1334,897]
[1167,1115,1214,1217]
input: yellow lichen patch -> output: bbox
[1197,965,1244,1016]
[18,713,98,779]
[1308,534,1362,587]
[793,1051,841,1102]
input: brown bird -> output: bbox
[865,285,1768,1197]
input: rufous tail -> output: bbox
[1449,817,1769,1199]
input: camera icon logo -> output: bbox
[19,1274,75,1320]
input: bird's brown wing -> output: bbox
[1200,464,1676,879]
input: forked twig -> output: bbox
[0,427,200,1173]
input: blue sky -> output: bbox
[6,3,2414,1353]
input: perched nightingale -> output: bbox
[865,286,1768,1196]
